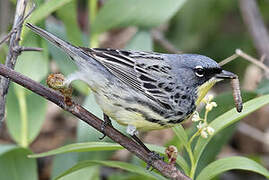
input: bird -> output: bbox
[26,23,238,160]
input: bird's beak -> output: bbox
[215,70,237,79]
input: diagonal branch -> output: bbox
[239,0,269,66]
[0,63,191,180]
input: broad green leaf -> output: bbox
[0,145,38,180]
[92,0,187,34]
[16,30,49,82]
[196,156,269,180]
[28,140,189,175]
[125,30,152,51]
[29,142,122,158]
[6,84,47,147]
[194,94,269,174]
[22,0,74,40]
[56,1,83,46]
[57,166,100,180]
[51,152,78,179]
[194,92,257,176]
[172,125,188,147]
[108,173,149,180]
[56,160,166,180]
[0,144,16,155]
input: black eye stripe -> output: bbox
[194,67,222,77]
[206,68,222,75]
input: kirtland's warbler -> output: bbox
[26,23,239,144]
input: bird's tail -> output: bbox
[26,23,81,58]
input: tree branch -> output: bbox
[0,63,191,180]
[0,0,28,126]
[239,0,269,66]
[151,29,182,54]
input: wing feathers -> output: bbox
[81,48,175,110]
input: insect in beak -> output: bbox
[215,69,243,113]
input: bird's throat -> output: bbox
[196,78,220,105]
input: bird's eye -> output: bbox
[195,66,205,77]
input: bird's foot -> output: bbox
[99,114,112,140]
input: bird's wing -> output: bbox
[80,47,176,110]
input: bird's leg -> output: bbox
[127,125,164,169]
[99,113,112,140]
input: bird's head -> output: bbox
[174,54,237,105]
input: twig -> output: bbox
[0,0,29,126]
[0,4,35,48]
[0,31,16,46]
[151,30,182,54]
[0,64,191,180]
[219,53,239,66]
[239,0,269,66]
[235,49,269,74]
[15,46,43,53]
[218,49,269,78]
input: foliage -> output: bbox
[1,0,269,179]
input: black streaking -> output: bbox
[124,107,165,126]
[139,74,156,82]
[143,83,157,89]
[164,86,173,92]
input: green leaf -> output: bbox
[29,142,123,158]
[0,145,38,180]
[193,94,269,174]
[22,0,74,40]
[108,173,147,180]
[6,84,47,147]
[57,166,100,180]
[172,125,188,147]
[56,160,166,180]
[51,152,78,179]
[196,156,269,180]
[0,144,16,154]
[29,140,189,175]
[125,30,153,51]
[56,1,83,46]
[92,0,186,34]
[16,30,49,82]
[194,91,257,176]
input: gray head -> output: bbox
[169,54,236,87]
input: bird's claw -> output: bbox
[99,116,112,140]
